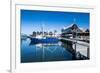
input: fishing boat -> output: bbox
[30,23,59,44]
[30,37,59,44]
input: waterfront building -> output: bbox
[61,24,89,42]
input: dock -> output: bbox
[59,37,90,59]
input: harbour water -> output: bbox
[21,39,74,63]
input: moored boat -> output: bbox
[30,37,59,44]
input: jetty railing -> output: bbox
[59,37,89,59]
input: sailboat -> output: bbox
[30,23,59,44]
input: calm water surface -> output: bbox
[21,39,73,63]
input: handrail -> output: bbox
[59,37,89,47]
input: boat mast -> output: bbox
[41,22,44,38]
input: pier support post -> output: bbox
[72,41,77,59]
[87,47,90,59]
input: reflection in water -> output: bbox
[21,38,86,63]
[60,41,76,60]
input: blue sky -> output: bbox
[21,10,90,35]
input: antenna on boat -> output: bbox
[41,22,44,37]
